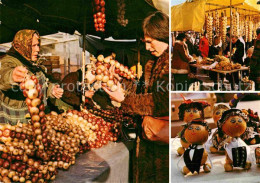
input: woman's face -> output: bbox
[31,34,40,62]
[143,36,168,57]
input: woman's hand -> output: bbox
[52,85,64,99]
[85,90,95,98]
[12,66,28,83]
[109,65,122,81]
[102,82,125,102]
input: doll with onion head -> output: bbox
[177,99,210,155]
[210,104,231,154]
[218,109,251,172]
[181,119,211,175]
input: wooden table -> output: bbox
[190,64,249,90]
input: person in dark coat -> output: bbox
[250,28,260,90]
[231,35,245,65]
[227,35,245,89]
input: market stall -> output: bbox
[0,1,168,182]
[171,0,260,91]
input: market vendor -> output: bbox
[102,11,169,182]
[0,29,64,124]
[250,28,260,91]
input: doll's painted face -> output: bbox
[183,108,201,122]
[213,108,228,124]
[184,124,209,145]
[222,116,247,137]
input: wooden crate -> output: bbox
[42,56,60,69]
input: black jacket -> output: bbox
[232,39,245,65]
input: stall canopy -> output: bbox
[171,0,260,32]
[171,0,206,32]
[0,0,160,44]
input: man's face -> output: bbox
[144,36,168,57]
[231,37,237,44]
[31,34,40,62]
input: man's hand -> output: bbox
[102,82,125,103]
[85,90,95,98]
[12,66,28,83]
[52,85,64,99]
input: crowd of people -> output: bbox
[171,27,260,91]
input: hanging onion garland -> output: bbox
[93,0,106,32]
[86,53,136,92]
[0,73,122,182]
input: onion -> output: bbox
[20,82,25,90]
[119,64,125,72]
[20,177,25,183]
[31,98,41,107]
[39,104,45,112]
[25,79,35,90]
[30,107,39,115]
[25,98,32,106]
[35,129,41,135]
[3,129,10,137]
[39,111,45,118]
[96,75,103,81]
[31,115,40,122]
[96,68,102,75]
[102,76,109,83]
[110,59,115,65]
[104,56,110,63]
[115,61,120,68]
[97,55,104,62]
[27,89,38,99]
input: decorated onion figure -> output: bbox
[177,98,210,155]
[218,109,251,172]
[209,104,231,154]
[180,119,211,175]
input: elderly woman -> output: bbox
[103,11,169,182]
[0,30,63,124]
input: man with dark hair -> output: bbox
[250,28,260,90]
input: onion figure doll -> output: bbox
[180,119,212,175]
[177,99,210,155]
[210,104,231,154]
[218,109,251,172]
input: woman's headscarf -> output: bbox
[11,29,40,61]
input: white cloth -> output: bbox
[224,138,250,162]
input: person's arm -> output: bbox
[179,44,192,62]
[0,59,20,91]
[60,72,81,106]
